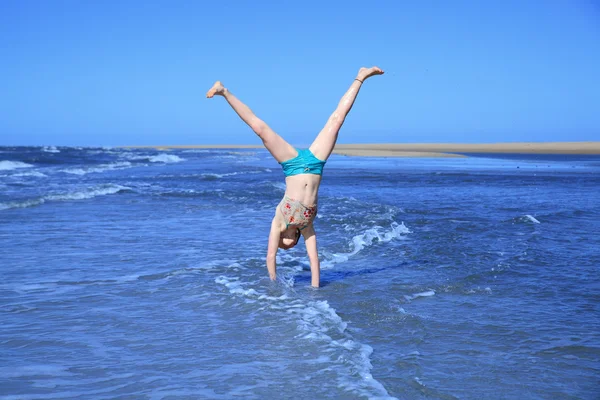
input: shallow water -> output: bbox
[1,146,599,399]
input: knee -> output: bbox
[327,113,344,132]
[329,111,344,126]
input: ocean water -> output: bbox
[1,146,599,399]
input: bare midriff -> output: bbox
[283,173,322,206]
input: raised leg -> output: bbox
[206,82,297,163]
[309,67,384,161]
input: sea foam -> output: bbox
[13,171,47,178]
[122,154,185,163]
[201,170,264,180]
[404,290,436,302]
[61,162,132,175]
[323,222,411,267]
[214,274,398,399]
[148,154,184,163]
[0,184,129,211]
[45,185,128,201]
[0,160,33,171]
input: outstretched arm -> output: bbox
[302,225,320,288]
[266,217,281,281]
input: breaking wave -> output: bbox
[0,184,130,211]
[0,161,34,171]
[61,162,133,175]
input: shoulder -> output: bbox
[301,224,316,237]
[271,210,286,231]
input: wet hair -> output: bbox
[293,228,301,246]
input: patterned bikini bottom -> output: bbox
[280,195,317,229]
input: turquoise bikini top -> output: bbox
[279,148,326,177]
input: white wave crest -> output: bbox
[202,170,264,179]
[148,154,184,163]
[45,185,128,201]
[0,184,129,211]
[524,214,540,224]
[202,172,236,179]
[61,161,132,175]
[404,290,436,302]
[123,153,185,163]
[42,146,60,153]
[0,160,33,171]
[13,171,47,178]
[323,222,411,267]
[0,198,45,210]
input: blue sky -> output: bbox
[1,0,599,146]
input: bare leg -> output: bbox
[206,81,297,163]
[309,67,384,161]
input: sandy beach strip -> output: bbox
[125,142,600,157]
[333,142,600,155]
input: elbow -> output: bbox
[250,118,267,137]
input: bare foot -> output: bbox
[357,66,384,82]
[206,81,226,98]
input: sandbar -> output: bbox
[124,142,600,157]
